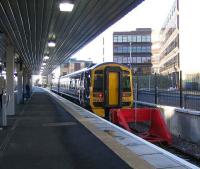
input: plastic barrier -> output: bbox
[110,108,172,144]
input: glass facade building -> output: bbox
[113,28,152,75]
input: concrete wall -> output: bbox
[136,101,200,144]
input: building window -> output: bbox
[137,46,141,53]
[122,46,129,53]
[118,57,122,63]
[132,35,137,42]
[128,35,132,42]
[137,57,142,63]
[137,35,141,42]
[118,46,122,53]
[132,57,137,63]
[146,35,151,42]
[113,57,118,62]
[147,57,151,63]
[132,46,136,53]
[141,46,146,52]
[142,57,148,63]
[128,46,131,52]
[114,47,118,53]
[113,35,118,42]
[127,57,131,63]
[118,35,122,42]
[141,36,146,42]
[123,57,128,63]
[74,63,81,71]
[122,35,128,42]
[147,46,151,52]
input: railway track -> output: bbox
[159,144,200,167]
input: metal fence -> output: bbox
[133,72,200,111]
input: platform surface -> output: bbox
[46,88,199,169]
[0,88,133,169]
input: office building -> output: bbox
[113,28,152,75]
[158,0,200,80]
[151,30,161,74]
[158,0,179,76]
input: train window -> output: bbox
[70,80,74,89]
[122,76,131,92]
[95,70,103,74]
[94,75,103,92]
[123,70,130,74]
[75,80,77,89]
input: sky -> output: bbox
[52,0,175,76]
[70,0,175,63]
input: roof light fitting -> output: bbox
[44,55,49,60]
[42,63,46,66]
[59,2,74,12]
[48,41,56,47]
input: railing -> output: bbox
[133,72,200,111]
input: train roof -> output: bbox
[89,62,130,69]
[60,62,130,78]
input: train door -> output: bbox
[108,72,119,105]
[105,67,122,108]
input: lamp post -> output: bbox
[129,42,132,70]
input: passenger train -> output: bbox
[51,62,133,119]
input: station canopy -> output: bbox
[0,0,143,75]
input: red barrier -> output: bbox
[110,108,172,144]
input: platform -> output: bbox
[0,88,133,169]
[0,87,199,169]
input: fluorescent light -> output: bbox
[59,2,74,12]
[42,63,46,66]
[44,56,49,60]
[48,41,56,47]
[41,67,44,70]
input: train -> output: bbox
[51,62,133,119]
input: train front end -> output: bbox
[90,63,133,119]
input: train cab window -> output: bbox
[94,75,103,92]
[122,76,131,92]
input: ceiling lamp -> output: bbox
[48,41,56,47]
[59,2,74,12]
[44,55,49,60]
[42,63,46,66]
